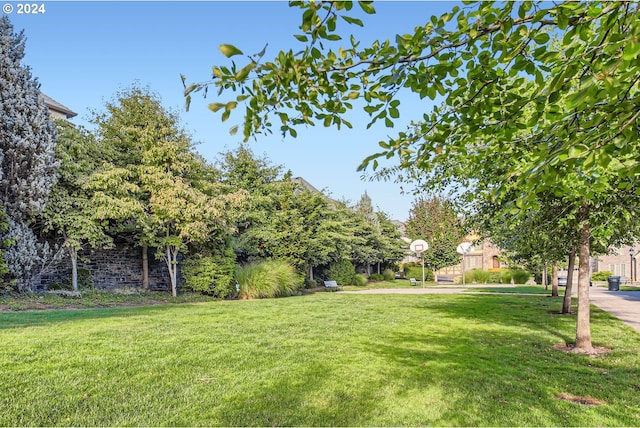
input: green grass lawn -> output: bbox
[343,279,434,290]
[470,284,557,294]
[1,293,639,426]
[0,289,218,311]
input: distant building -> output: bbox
[40,93,77,120]
[435,239,503,277]
[592,244,639,281]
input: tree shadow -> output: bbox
[0,304,177,331]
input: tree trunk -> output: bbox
[165,245,178,297]
[142,245,149,290]
[309,263,314,281]
[70,247,78,292]
[562,248,576,314]
[551,262,559,297]
[574,217,594,353]
[542,265,548,290]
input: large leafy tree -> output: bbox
[188,1,640,353]
[219,146,338,277]
[0,16,58,291]
[90,87,243,296]
[40,120,111,291]
[351,193,404,274]
[405,196,464,278]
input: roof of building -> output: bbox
[40,93,77,119]
[291,176,322,194]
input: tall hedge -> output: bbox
[182,245,236,298]
[325,259,355,285]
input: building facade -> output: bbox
[41,93,77,120]
[592,244,639,281]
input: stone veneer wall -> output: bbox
[35,244,175,292]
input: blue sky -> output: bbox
[6,1,458,221]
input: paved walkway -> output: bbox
[343,285,640,333]
[588,286,640,332]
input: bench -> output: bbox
[324,280,343,292]
[409,278,417,286]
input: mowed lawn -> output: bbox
[1,293,639,426]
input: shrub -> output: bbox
[382,269,395,281]
[592,271,613,281]
[463,270,477,284]
[235,259,302,299]
[404,266,434,282]
[325,259,355,286]
[488,271,503,284]
[353,274,367,286]
[402,262,417,276]
[369,273,384,282]
[511,269,531,284]
[304,277,319,288]
[182,246,236,298]
[500,269,514,284]
[472,269,491,284]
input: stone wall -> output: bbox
[35,244,175,292]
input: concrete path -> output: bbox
[588,286,640,332]
[343,285,640,333]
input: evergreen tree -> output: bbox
[0,16,58,290]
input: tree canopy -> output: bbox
[405,196,464,273]
[187,0,640,352]
[0,16,58,290]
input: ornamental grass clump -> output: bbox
[235,260,302,299]
[353,274,367,286]
[511,269,531,284]
[382,269,395,281]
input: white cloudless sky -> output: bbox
[6,1,459,221]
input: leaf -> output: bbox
[623,42,640,61]
[566,83,594,109]
[212,67,224,78]
[342,16,364,26]
[358,1,375,15]
[208,103,225,112]
[183,84,197,96]
[219,44,244,58]
[533,32,550,44]
[235,63,254,81]
[557,12,568,30]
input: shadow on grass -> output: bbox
[0,304,177,331]
[354,295,640,426]
[195,362,381,427]
[191,294,640,426]
[2,293,639,426]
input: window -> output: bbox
[609,264,627,277]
